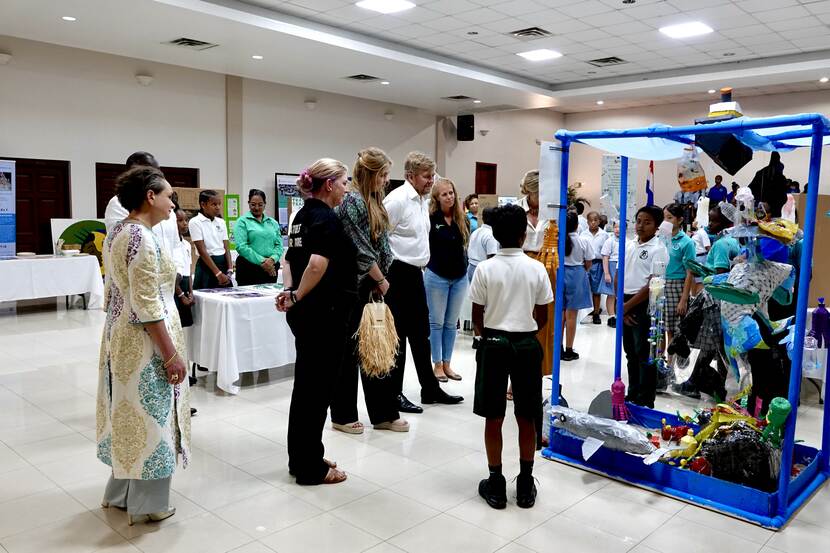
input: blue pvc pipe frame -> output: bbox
[548,112,830,525]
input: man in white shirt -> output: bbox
[383,152,462,413]
[466,207,499,283]
[104,151,178,256]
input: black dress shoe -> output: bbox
[421,388,463,405]
[516,474,537,508]
[190,407,198,416]
[398,394,423,414]
[478,475,507,509]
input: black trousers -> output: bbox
[384,261,440,396]
[286,298,353,484]
[193,256,229,290]
[235,255,278,286]
[622,295,655,408]
[330,280,400,425]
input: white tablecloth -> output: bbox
[186,289,295,394]
[0,255,104,308]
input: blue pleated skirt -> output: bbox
[563,265,593,310]
[597,260,617,296]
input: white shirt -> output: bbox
[104,195,177,257]
[623,236,669,294]
[188,212,228,256]
[580,228,608,260]
[601,234,620,262]
[467,224,500,266]
[692,228,711,255]
[564,232,594,266]
[469,248,554,333]
[518,196,548,253]
[384,181,430,267]
[577,215,589,235]
[172,236,192,277]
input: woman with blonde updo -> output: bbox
[425,177,470,381]
[276,158,358,485]
[331,148,408,433]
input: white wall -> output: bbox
[0,37,228,218]
[442,108,565,198]
[241,78,436,215]
[564,92,830,211]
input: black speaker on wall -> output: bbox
[457,114,475,141]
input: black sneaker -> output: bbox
[561,349,580,361]
[607,316,616,328]
[592,313,602,325]
[516,474,538,508]
[478,474,507,509]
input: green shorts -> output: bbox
[473,329,543,420]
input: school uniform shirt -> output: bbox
[188,212,228,256]
[104,196,178,257]
[467,224,500,266]
[673,189,705,205]
[707,233,741,271]
[172,236,192,277]
[692,228,711,256]
[469,248,554,333]
[427,212,468,280]
[383,181,430,267]
[600,235,619,262]
[577,215,589,235]
[708,183,728,204]
[665,230,696,280]
[580,228,608,260]
[518,196,549,253]
[623,236,669,294]
[563,232,594,266]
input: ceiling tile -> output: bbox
[736,0,800,11]
[558,1,614,18]
[754,5,811,21]
[806,0,830,15]
[789,34,830,49]
[423,0,481,15]
[619,1,680,19]
[390,6,445,24]
[455,8,512,24]
[478,17,540,33]
[725,23,775,38]
[601,20,654,36]
[583,10,635,27]
[666,0,728,8]
[471,33,520,47]
[288,0,347,11]
[490,0,552,17]
[421,17,471,32]
[521,9,578,26]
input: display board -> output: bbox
[224,194,240,250]
[601,154,637,225]
[275,173,300,228]
[797,193,830,306]
[50,219,107,273]
[538,141,562,221]
[0,160,16,256]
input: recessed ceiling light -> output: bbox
[659,21,713,39]
[708,89,716,94]
[517,49,562,62]
[355,0,415,14]
[596,100,604,105]
[61,16,77,21]
[251,55,263,60]
[380,81,390,85]
[473,100,482,104]
[820,77,829,83]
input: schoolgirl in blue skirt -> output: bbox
[562,212,593,361]
[598,221,620,327]
[580,211,609,324]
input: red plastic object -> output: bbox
[689,457,712,476]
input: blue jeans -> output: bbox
[424,268,468,363]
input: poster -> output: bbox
[275,173,300,226]
[538,141,562,221]
[224,194,240,250]
[600,154,637,227]
[50,219,106,272]
[0,160,15,256]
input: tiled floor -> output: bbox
[0,302,828,553]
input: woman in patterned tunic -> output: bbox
[97,166,191,526]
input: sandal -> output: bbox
[322,467,347,484]
[374,419,409,432]
[332,421,364,434]
[324,458,337,469]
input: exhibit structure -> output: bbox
[543,113,830,529]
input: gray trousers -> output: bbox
[103,474,172,515]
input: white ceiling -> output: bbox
[1,0,829,114]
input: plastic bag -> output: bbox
[677,148,708,192]
[695,196,710,228]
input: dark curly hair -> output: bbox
[116,166,167,212]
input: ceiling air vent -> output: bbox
[587,56,628,67]
[165,37,218,51]
[344,74,381,82]
[510,27,552,39]
[442,95,476,101]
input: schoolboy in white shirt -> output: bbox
[621,206,668,408]
[470,204,554,510]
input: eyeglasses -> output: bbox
[249,202,265,208]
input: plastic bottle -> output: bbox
[810,297,830,348]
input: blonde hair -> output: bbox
[430,178,470,245]
[297,158,347,197]
[404,151,435,180]
[353,147,391,242]
[520,170,539,195]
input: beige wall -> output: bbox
[563,92,830,211]
[0,37,228,218]
[441,109,565,198]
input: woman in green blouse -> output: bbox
[234,189,284,285]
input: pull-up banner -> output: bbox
[0,160,15,257]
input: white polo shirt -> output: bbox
[623,236,668,295]
[188,212,228,256]
[172,236,192,277]
[384,180,430,267]
[563,232,594,266]
[580,228,608,260]
[467,224,500,266]
[601,235,620,262]
[469,248,554,333]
